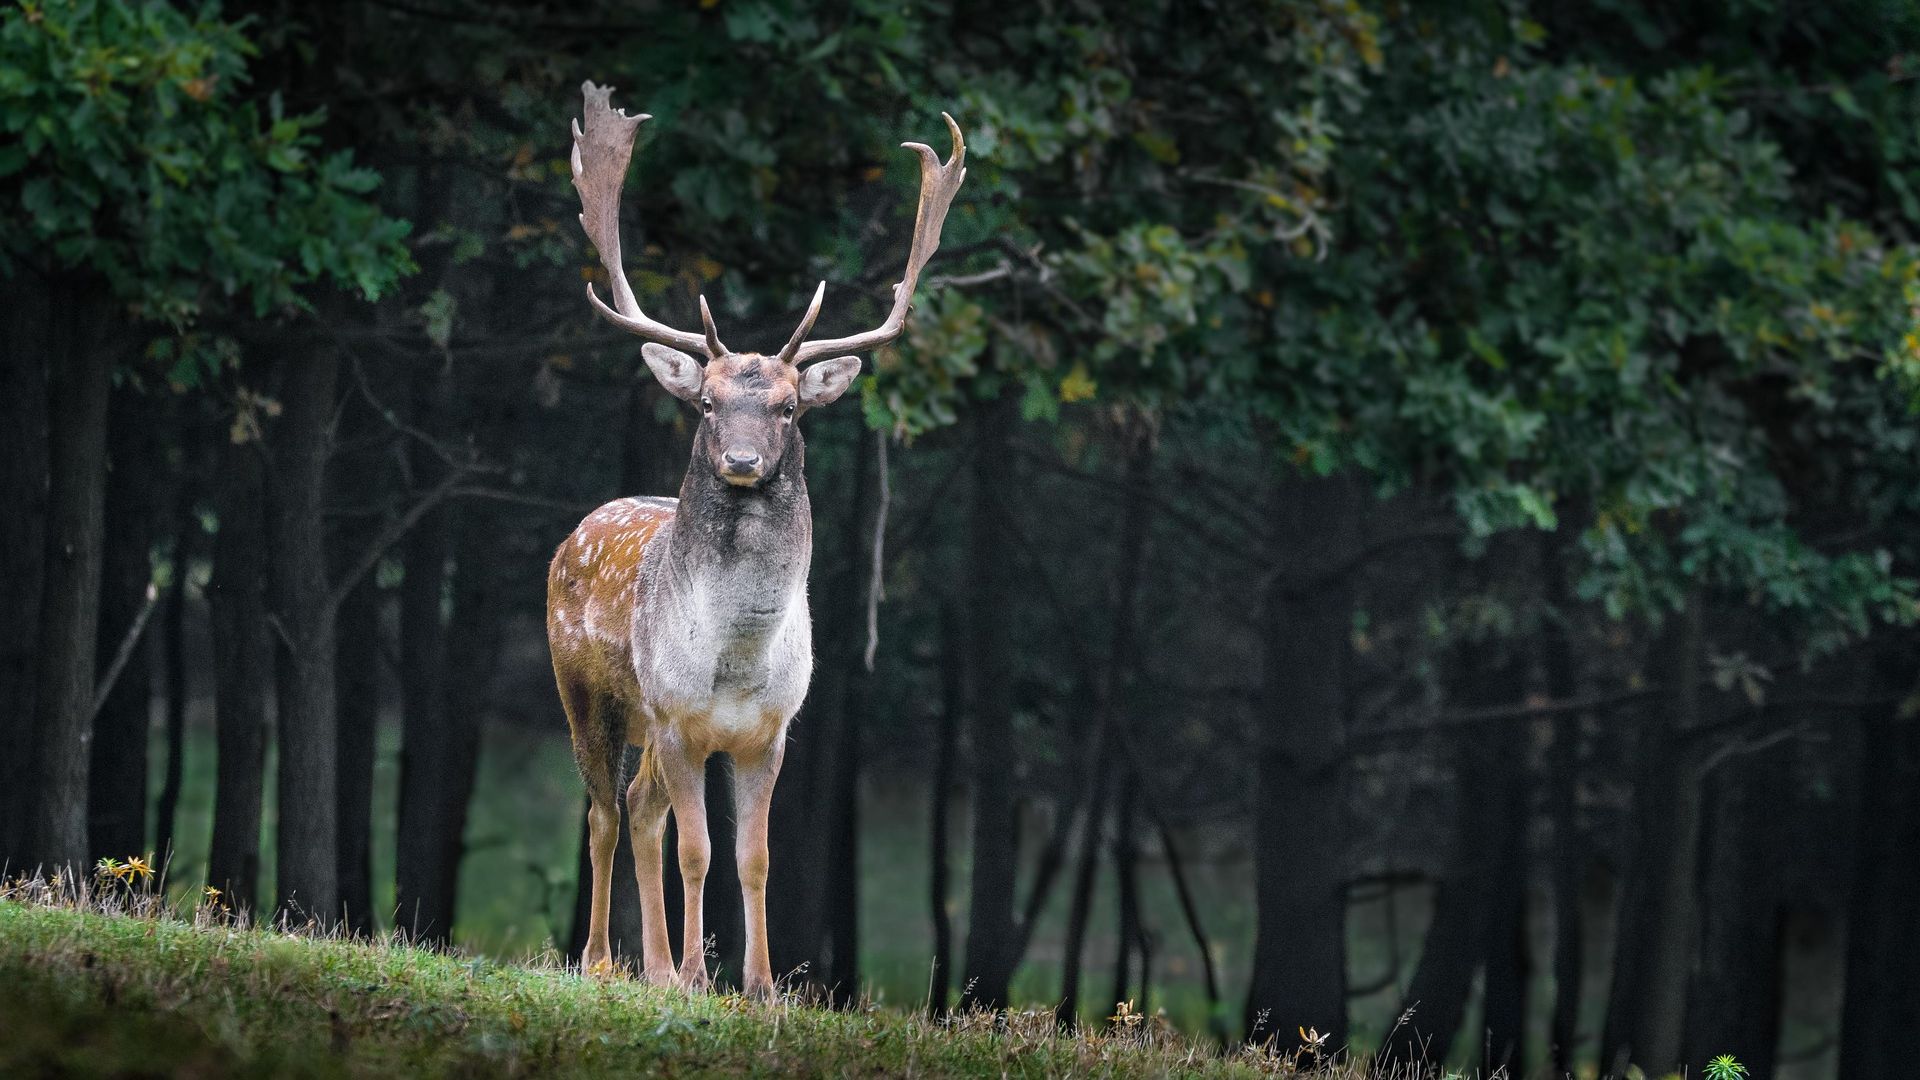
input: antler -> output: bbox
[783,113,968,366]
[571,82,725,358]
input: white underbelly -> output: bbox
[708,692,767,736]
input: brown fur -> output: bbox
[546,497,672,803]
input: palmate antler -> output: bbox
[572,82,729,358]
[570,82,966,365]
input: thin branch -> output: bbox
[864,431,891,672]
[926,260,1015,290]
[90,582,160,723]
[1345,686,1663,755]
[883,437,977,556]
[1694,722,1817,781]
[325,469,468,615]
[350,354,489,474]
[451,486,603,516]
[1018,450,1260,563]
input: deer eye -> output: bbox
[701,397,713,415]
[783,401,796,419]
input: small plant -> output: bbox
[93,855,154,888]
[1705,1054,1749,1080]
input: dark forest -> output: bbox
[4,2,1920,1078]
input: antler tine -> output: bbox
[788,113,968,367]
[775,282,827,365]
[697,295,730,358]
[571,81,712,358]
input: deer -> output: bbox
[546,82,965,996]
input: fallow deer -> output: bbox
[547,82,965,995]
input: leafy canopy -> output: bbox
[0,0,412,375]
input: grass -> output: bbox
[0,886,1370,1079]
[145,715,1359,1035]
[131,714,1842,1076]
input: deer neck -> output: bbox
[665,451,812,640]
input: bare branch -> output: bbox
[450,485,604,516]
[927,260,1014,290]
[348,354,489,474]
[325,469,467,615]
[1344,686,1664,755]
[864,430,891,671]
[90,582,160,723]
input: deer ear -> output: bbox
[642,343,704,402]
[798,356,862,408]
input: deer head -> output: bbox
[570,82,966,487]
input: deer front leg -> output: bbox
[660,742,712,990]
[732,739,786,998]
[625,751,676,986]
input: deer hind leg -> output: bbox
[560,676,622,975]
[732,739,786,998]
[658,740,713,990]
[625,743,676,986]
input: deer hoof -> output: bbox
[677,967,712,993]
[636,964,672,987]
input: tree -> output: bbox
[0,0,410,879]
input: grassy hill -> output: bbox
[0,893,1358,1078]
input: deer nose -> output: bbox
[723,448,762,473]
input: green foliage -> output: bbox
[594,0,1917,643]
[330,0,1917,656]
[1704,1054,1750,1080]
[0,0,412,380]
[1239,9,1920,642]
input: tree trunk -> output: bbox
[429,372,501,950]
[1057,754,1111,1026]
[89,383,159,863]
[154,447,203,872]
[1601,599,1705,1078]
[267,345,341,923]
[927,602,963,1015]
[26,280,112,876]
[1101,420,1155,1024]
[1379,657,1528,1071]
[1479,756,1531,1077]
[825,666,864,1004]
[1110,781,1143,1018]
[1245,475,1357,1051]
[1683,746,1785,1080]
[768,417,870,990]
[1838,695,1920,1077]
[0,270,50,867]
[395,355,454,940]
[207,434,272,913]
[1539,532,1586,1078]
[958,392,1021,1012]
[334,577,382,935]
[329,347,393,937]
[704,756,744,987]
[405,490,503,941]
[821,431,879,1003]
